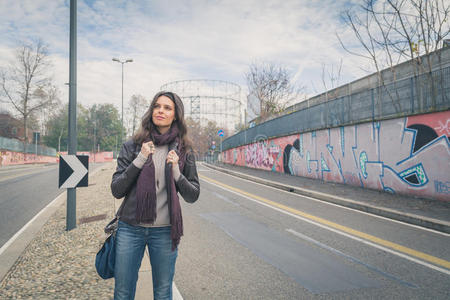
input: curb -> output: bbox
[203,163,450,234]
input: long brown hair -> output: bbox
[133,91,192,150]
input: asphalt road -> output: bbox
[0,163,104,249]
[175,163,450,299]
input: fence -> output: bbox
[0,136,56,156]
[224,65,450,151]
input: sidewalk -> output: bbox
[206,162,450,234]
[0,162,164,299]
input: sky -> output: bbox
[0,0,370,116]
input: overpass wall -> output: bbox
[222,110,450,201]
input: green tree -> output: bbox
[86,104,123,152]
[44,103,123,152]
[43,105,68,152]
[76,104,91,151]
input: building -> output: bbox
[160,79,243,134]
[0,113,33,142]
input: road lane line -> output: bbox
[200,174,450,275]
[286,229,417,288]
[0,165,57,183]
[212,192,240,206]
[200,164,450,236]
[173,282,183,300]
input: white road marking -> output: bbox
[173,282,183,300]
[201,164,450,237]
[0,192,66,256]
[0,165,56,183]
[201,177,450,275]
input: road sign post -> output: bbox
[218,129,225,162]
[33,132,39,157]
[67,0,77,231]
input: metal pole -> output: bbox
[93,117,96,163]
[115,135,118,158]
[121,62,124,144]
[113,58,132,144]
[410,76,415,113]
[67,0,77,231]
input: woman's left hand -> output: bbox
[167,150,179,165]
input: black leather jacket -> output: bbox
[111,139,200,225]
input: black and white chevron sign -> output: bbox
[58,155,89,188]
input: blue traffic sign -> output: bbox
[218,129,225,137]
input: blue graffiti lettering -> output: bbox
[434,181,450,194]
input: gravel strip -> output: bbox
[0,163,120,299]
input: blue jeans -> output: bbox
[114,220,178,300]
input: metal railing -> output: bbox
[0,136,57,156]
[223,65,450,151]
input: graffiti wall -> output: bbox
[58,151,114,163]
[0,151,114,167]
[223,111,450,201]
[0,150,57,166]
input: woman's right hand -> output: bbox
[140,141,155,158]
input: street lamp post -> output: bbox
[112,57,133,145]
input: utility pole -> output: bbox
[34,132,38,157]
[66,0,77,231]
[112,58,133,144]
[93,110,96,163]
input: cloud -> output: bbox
[0,0,372,114]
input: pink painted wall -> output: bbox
[0,150,57,166]
[58,151,114,163]
[223,111,450,201]
[0,151,114,167]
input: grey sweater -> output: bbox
[132,144,181,227]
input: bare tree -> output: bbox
[36,84,61,135]
[337,1,403,112]
[245,62,303,122]
[0,39,59,144]
[185,117,222,158]
[337,0,450,111]
[320,59,344,100]
[126,94,148,136]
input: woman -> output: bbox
[111,91,200,300]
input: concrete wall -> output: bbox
[223,110,450,201]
